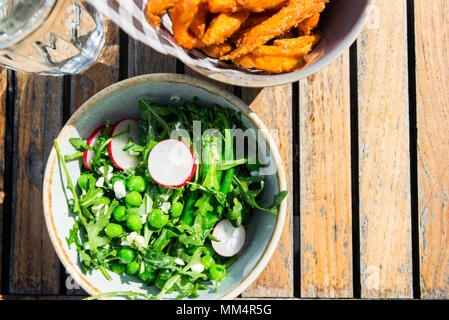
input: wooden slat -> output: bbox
[184,66,234,92]
[128,38,177,76]
[415,0,449,299]
[0,68,7,290]
[241,86,294,297]
[9,74,63,294]
[357,0,412,298]
[299,54,353,298]
[70,20,120,112]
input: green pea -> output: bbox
[110,261,125,275]
[126,176,146,193]
[148,209,169,229]
[170,202,184,218]
[119,248,135,264]
[105,223,123,238]
[125,191,143,207]
[201,255,215,270]
[126,214,143,232]
[126,260,140,275]
[209,264,226,281]
[112,205,127,222]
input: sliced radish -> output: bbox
[147,139,195,188]
[83,125,105,170]
[211,219,246,257]
[108,118,143,171]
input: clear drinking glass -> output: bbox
[0,0,105,75]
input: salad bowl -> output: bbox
[42,73,288,299]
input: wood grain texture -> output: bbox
[415,0,449,299]
[0,68,7,291]
[70,20,120,112]
[299,54,353,298]
[184,66,234,93]
[240,86,294,298]
[9,74,63,294]
[128,38,177,76]
[357,0,412,298]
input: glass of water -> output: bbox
[0,0,105,75]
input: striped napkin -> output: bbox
[86,0,246,74]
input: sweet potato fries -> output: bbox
[145,0,329,73]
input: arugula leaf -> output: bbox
[194,194,214,217]
[139,99,170,132]
[79,249,93,269]
[233,176,288,215]
[187,182,226,205]
[66,222,82,250]
[142,250,178,269]
[85,200,118,252]
[153,228,179,252]
[217,159,247,171]
[123,141,146,156]
[226,197,244,226]
[69,137,93,151]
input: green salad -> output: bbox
[54,98,287,300]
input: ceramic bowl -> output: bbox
[188,0,374,87]
[43,73,288,299]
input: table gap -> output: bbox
[406,0,420,300]
[176,59,185,75]
[119,29,129,81]
[349,42,361,299]
[292,81,300,298]
[0,70,15,295]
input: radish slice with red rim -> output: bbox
[211,219,246,257]
[108,118,143,171]
[147,139,196,188]
[83,125,105,171]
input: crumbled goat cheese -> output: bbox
[113,180,127,199]
[160,202,171,214]
[99,166,113,180]
[191,263,204,273]
[121,232,145,248]
[95,177,105,188]
[174,258,185,266]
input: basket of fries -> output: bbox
[88,0,373,87]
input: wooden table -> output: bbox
[0,0,448,300]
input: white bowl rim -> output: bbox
[187,0,375,87]
[42,73,288,300]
